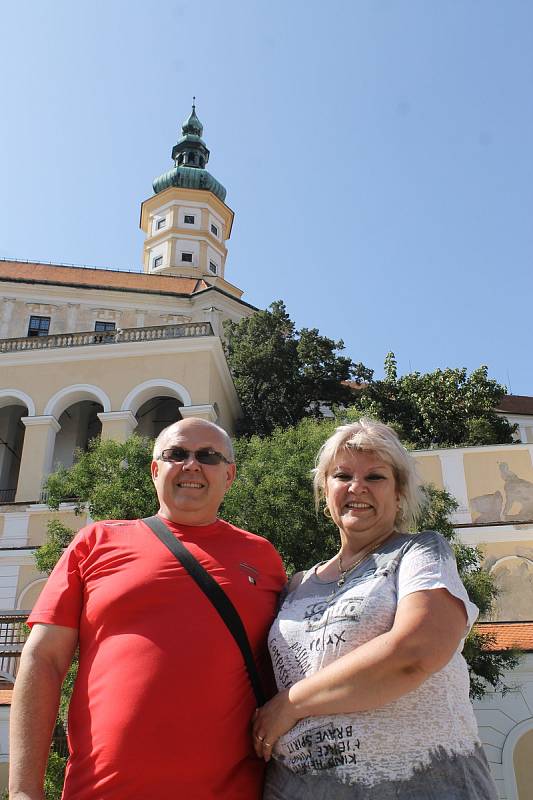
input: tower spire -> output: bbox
[151,101,226,202]
[141,101,236,288]
[181,99,203,139]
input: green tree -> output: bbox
[43,750,68,800]
[44,435,157,519]
[223,300,372,436]
[222,416,519,695]
[222,417,339,573]
[353,354,515,448]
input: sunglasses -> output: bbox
[157,447,233,465]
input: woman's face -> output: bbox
[325,449,400,545]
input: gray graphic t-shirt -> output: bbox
[268,531,496,796]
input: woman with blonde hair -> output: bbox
[254,418,497,799]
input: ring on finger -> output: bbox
[264,741,273,748]
[255,735,265,742]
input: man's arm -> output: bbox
[9,623,78,800]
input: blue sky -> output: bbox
[1,1,531,394]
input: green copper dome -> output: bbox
[182,105,203,137]
[152,102,227,203]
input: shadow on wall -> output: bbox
[470,462,533,523]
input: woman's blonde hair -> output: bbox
[313,417,423,532]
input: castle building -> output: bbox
[0,103,251,510]
[0,105,532,798]
[412,423,533,800]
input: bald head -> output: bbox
[153,418,235,463]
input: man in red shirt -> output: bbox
[10,418,286,800]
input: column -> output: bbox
[15,416,61,503]
[438,449,472,525]
[98,411,138,442]
[179,404,218,423]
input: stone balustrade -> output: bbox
[0,322,214,353]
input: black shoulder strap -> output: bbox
[142,515,265,707]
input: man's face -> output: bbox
[151,419,236,526]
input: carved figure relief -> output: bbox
[470,491,503,524]
[498,462,533,520]
[470,461,533,523]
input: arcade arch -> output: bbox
[0,391,34,502]
[17,578,47,610]
[45,385,110,471]
[502,718,533,800]
[121,380,192,440]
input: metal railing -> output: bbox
[0,489,16,504]
[52,724,69,758]
[0,255,144,274]
[0,611,30,683]
[0,321,214,354]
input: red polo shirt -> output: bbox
[29,517,286,799]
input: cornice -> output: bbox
[0,276,254,311]
[146,229,228,257]
[415,442,533,456]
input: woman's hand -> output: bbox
[252,689,300,761]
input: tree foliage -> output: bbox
[43,750,68,800]
[223,300,372,436]
[35,519,76,575]
[222,417,339,573]
[44,435,157,520]
[352,353,515,448]
[222,415,519,696]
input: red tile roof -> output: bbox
[475,621,533,651]
[343,381,366,391]
[496,395,533,416]
[0,259,209,296]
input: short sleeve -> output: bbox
[27,528,90,630]
[397,531,479,634]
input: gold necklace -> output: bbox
[337,551,371,587]
[336,532,394,588]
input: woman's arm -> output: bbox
[253,587,467,759]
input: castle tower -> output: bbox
[140,102,242,297]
